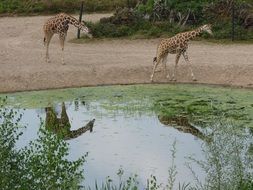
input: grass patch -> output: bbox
[1,84,253,128]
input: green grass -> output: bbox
[1,84,253,127]
[0,0,137,15]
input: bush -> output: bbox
[73,1,253,41]
[0,98,86,190]
[85,18,205,39]
[0,0,138,14]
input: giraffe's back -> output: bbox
[157,38,178,55]
[43,13,70,34]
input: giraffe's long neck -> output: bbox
[65,119,95,140]
[66,15,83,30]
[185,27,203,41]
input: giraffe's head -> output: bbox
[201,24,213,36]
[81,21,93,38]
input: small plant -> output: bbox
[86,168,139,190]
[167,140,178,190]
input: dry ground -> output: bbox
[0,14,253,93]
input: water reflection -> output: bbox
[9,98,253,188]
[158,115,211,142]
[45,102,95,140]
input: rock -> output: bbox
[244,14,253,29]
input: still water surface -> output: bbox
[3,84,253,187]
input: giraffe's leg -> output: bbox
[171,52,182,81]
[162,53,168,79]
[59,33,66,65]
[182,51,196,81]
[45,33,53,63]
[150,56,162,82]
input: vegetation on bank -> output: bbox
[2,84,253,127]
[82,0,253,41]
[0,0,252,40]
[0,0,137,14]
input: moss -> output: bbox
[1,84,253,127]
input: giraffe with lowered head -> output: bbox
[43,13,92,65]
[150,24,213,82]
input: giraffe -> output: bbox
[45,102,95,140]
[150,24,213,82]
[43,13,92,65]
[158,115,212,143]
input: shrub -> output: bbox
[0,98,86,190]
[0,0,138,14]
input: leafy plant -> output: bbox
[0,97,86,190]
[187,122,253,190]
[86,169,139,190]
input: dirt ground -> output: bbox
[0,14,253,93]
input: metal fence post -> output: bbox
[231,0,235,41]
[77,1,84,39]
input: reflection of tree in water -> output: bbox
[45,102,95,140]
[158,115,211,142]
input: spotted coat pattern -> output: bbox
[43,13,92,64]
[150,24,213,81]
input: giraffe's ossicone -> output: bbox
[43,13,92,65]
[150,24,213,82]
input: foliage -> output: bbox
[136,0,253,24]
[136,0,212,24]
[0,97,86,190]
[85,19,187,39]
[166,140,178,190]
[86,171,139,190]
[0,0,138,14]
[133,0,253,40]
[187,122,253,190]
[0,98,25,189]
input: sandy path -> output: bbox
[0,14,253,93]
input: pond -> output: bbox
[1,84,253,189]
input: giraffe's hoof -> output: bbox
[192,78,197,81]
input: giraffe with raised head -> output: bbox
[43,13,92,65]
[150,24,213,82]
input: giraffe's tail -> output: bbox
[43,37,46,46]
[153,57,157,63]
